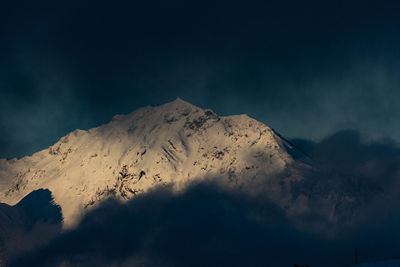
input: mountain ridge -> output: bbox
[0,98,374,229]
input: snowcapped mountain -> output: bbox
[0,98,374,228]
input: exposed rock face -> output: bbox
[0,98,377,228]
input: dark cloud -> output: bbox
[2,1,400,157]
[289,130,400,225]
[6,184,339,267]
[7,180,400,267]
[291,129,400,192]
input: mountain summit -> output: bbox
[0,99,339,227]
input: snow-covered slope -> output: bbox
[0,98,310,227]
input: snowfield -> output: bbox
[0,98,348,228]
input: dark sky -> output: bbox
[1,0,400,158]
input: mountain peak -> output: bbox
[168,97,190,105]
[158,97,199,113]
[0,99,304,228]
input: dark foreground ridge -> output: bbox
[0,189,62,265]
